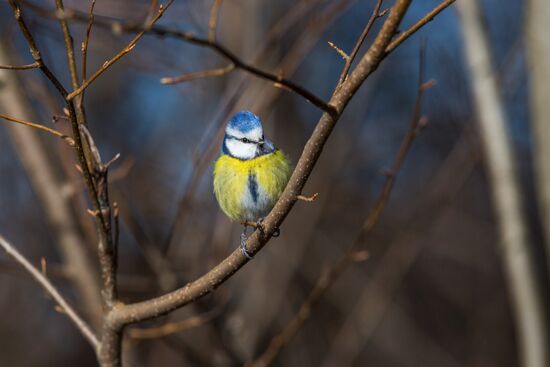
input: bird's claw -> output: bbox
[239,218,282,259]
[240,231,254,259]
[257,218,280,237]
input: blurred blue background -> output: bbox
[0,0,543,366]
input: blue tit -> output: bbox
[213,111,291,258]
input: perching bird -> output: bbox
[213,111,291,258]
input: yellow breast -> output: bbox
[213,150,291,221]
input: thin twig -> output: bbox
[0,234,99,350]
[327,41,349,60]
[66,0,175,100]
[55,0,79,91]
[385,0,456,54]
[161,64,235,85]
[296,193,319,202]
[127,307,221,340]
[113,202,120,251]
[0,61,40,70]
[247,43,433,367]
[208,0,223,42]
[338,0,385,85]
[56,0,91,137]
[8,0,67,96]
[81,0,96,84]
[0,113,75,145]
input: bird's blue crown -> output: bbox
[227,111,262,133]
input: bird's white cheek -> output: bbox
[226,139,256,160]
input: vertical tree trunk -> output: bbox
[457,1,549,366]
[526,0,550,276]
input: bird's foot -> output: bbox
[240,230,254,259]
[240,218,280,237]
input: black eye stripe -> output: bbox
[227,134,260,144]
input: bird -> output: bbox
[213,111,291,259]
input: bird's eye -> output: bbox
[242,138,250,143]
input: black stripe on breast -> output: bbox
[248,173,259,203]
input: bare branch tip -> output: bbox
[350,250,370,263]
[64,136,76,146]
[417,116,429,131]
[87,208,100,217]
[382,168,395,178]
[379,8,390,17]
[111,22,123,35]
[327,41,349,60]
[421,79,437,90]
[40,257,47,276]
[296,193,319,202]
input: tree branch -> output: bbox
[55,0,79,91]
[162,36,336,113]
[0,112,75,145]
[81,0,96,84]
[0,61,39,70]
[160,63,235,85]
[127,307,221,340]
[0,234,99,350]
[208,0,223,42]
[55,0,88,127]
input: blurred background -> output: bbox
[0,0,548,366]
